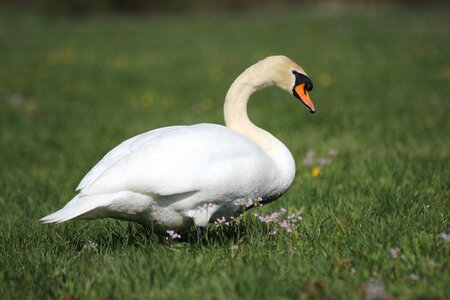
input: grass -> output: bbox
[0,5,449,299]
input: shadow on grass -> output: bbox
[60,216,279,253]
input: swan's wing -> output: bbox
[76,126,185,192]
[77,124,273,197]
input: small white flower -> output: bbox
[234,197,265,208]
[439,232,450,243]
[279,220,288,228]
[426,259,437,268]
[7,93,25,105]
[82,240,98,251]
[328,148,338,156]
[362,281,388,300]
[269,230,277,236]
[214,216,228,227]
[199,203,214,212]
[230,216,241,225]
[256,197,264,206]
[166,230,181,240]
[389,247,401,259]
[318,158,332,165]
[256,208,303,234]
[287,213,298,221]
[409,273,420,281]
[302,150,315,166]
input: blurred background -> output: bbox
[0,0,448,14]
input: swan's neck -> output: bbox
[224,74,266,147]
[224,64,295,191]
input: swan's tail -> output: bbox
[39,194,113,224]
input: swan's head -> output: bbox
[262,55,316,113]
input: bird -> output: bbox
[40,55,315,234]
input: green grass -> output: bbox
[1,5,449,299]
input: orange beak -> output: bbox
[295,83,315,113]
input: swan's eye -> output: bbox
[292,70,313,92]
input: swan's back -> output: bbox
[78,124,277,198]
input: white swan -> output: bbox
[40,55,315,233]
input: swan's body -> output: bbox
[40,55,315,233]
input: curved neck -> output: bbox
[223,63,295,190]
[224,65,273,151]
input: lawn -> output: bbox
[0,5,449,299]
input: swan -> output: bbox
[40,55,315,233]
